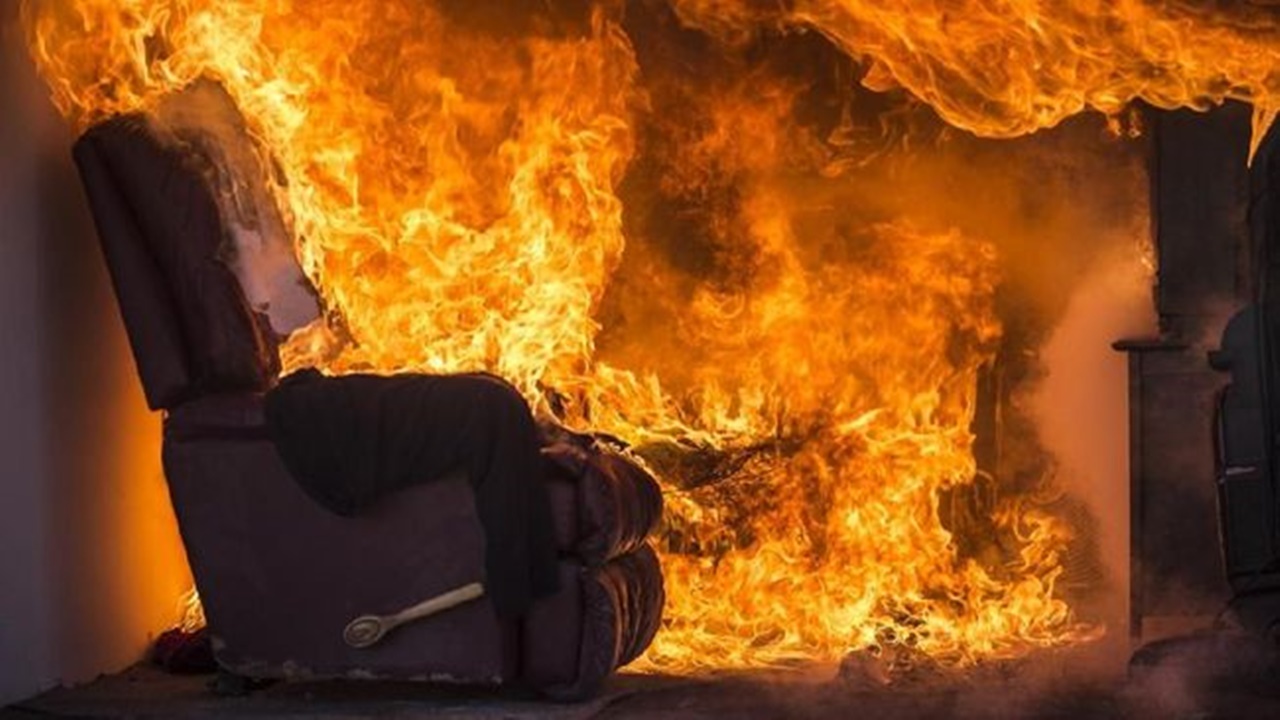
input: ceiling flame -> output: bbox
[21,0,1256,672]
[670,0,1280,158]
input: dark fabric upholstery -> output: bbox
[543,441,664,566]
[169,395,663,562]
[73,127,193,409]
[163,436,517,682]
[164,421,665,691]
[519,562,585,689]
[74,116,279,408]
[587,545,665,674]
[263,369,560,619]
[530,545,665,701]
[164,393,268,439]
[544,473,579,552]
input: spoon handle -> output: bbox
[384,582,486,631]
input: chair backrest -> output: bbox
[74,115,280,410]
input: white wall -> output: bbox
[0,7,193,706]
[0,6,53,703]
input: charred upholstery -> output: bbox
[75,117,279,408]
[74,113,664,697]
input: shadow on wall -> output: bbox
[0,5,192,706]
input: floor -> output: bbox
[6,643,1280,720]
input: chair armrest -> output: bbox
[543,441,664,565]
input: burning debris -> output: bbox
[20,0,1280,678]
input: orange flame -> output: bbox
[177,587,206,633]
[21,0,1248,673]
[670,0,1280,157]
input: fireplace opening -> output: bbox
[8,0,1280,713]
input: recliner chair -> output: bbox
[72,114,665,700]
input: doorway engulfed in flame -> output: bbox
[22,0,1277,672]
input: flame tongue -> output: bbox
[629,219,1087,670]
[22,0,1210,673]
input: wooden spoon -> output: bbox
[343,582,485,649]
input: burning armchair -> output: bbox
[72,113,664,699]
